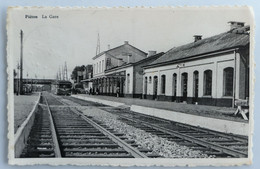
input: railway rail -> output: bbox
[20,92,159,158]
[61,96,248,158]
[100,107,248,158]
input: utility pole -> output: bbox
[16,63,20,95]
[59,66,61,80]
[19,30,24,95]
[64,62,68,80]
[62,65,64,80]
[56,72,59,80]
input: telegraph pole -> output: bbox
[64,62,68,80]
[19,30,24,95]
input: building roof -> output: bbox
[104,52,165,73]
[146,27,249,68]
[92,42,147,60]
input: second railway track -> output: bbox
[62,96,249,158]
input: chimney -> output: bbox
[108,44,110,50]
[124,41,129,45]
[228,21,245,30]
[194,35,202,42]
[147,51,157,57]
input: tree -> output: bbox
[71,65,86,82]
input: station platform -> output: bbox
[14,93,40,134]
[72,94,249,136]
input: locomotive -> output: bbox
[51,80,72,95]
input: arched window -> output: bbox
[102,60,104,72]
[149,76,152,84]
[127,74,130,93]
[144,77,148,94]
[223,67,234,96]
[161,75,166,94]
[181,73,188,99]
[204,70,212,96]
[193,71,199,98]
[153,76,158,97]
[172,73,177,96]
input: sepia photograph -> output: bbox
[7,6,254,166]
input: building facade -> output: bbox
[143,22,249,107]
[92,41,147,96]
[104,51,164,98]
[81,65,93,92]
[91,41,164,97]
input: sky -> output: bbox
[8,6,253,79]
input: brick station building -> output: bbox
[142,22,250,107]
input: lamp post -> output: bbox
[19,30,24,95]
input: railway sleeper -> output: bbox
[29,144,53,148]
[61,140,115,144]
[57,131,101,134]
[59,136,110,139]
[64,154,133,158]
[63,148,127,153]
[61,144,120,148]
[58,133,105,136]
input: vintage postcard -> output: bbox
[7,6,254,166]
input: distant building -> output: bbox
[81,65,93,92]
[104,51,164,98]
[143,22,250,107]
[92,41,160,97]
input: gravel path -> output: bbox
[14,93,40,133]
[77,106,210,158]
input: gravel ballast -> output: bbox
[77,106,210,158]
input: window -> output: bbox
[99,61,101,72]
[161,75,166,94]
[149,76,152,84]
[144,77,148,94]
[153,76,158,96]
[181,73,188,99]
[106,58,111,67]
[204,70,212,96]
[102,60,104,72]
[127,74,130,93]
[172,73,177,96]
[193,71,199,98]
[223,67,234,96]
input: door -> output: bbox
[182,73,188,102]
[193,71,199,103]
[153,76,158,99]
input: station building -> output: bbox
[91,41,164,97]
[142,22,250,107]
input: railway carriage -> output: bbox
[51,80,72,95]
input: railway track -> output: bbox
[20,92,160,158]
[61,96,249,158]
[100,107,248,158]
[20,97,60,158]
